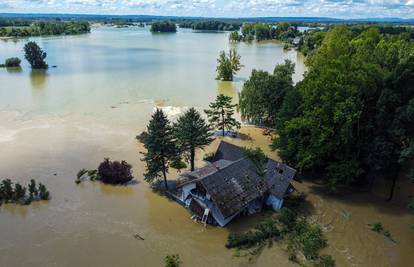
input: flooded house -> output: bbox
[171,141,296,226]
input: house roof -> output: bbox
[211,141,245,162]
[177,141,296,219]
[199,158,269,219]
[266,160,297,198]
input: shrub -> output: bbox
[5,57,21,67]
[203,152,215,162]
[370,222,383,233]
[97,158,133,184]
[170,160,187,171]
[226,217,280,249]
[314,255,336,267]
[164,254,181,267]
[296,223,327,259]
[278,207,299,231]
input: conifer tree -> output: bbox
[174,108,213,171]
[205,94,241,136]
[142,109,177,189]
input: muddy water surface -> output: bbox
[1,26,413,267]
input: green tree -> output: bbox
[239,60,295,126]
[216,49,243,81]
[1,179,14,200]
[28,179,38,199]
[229,31,241,42]
[142,109,177,189]
[273,26,414,195]
[38,183,50,200]
[173,108,213,171]
[24,41,48,69]
[205,94,240,136]
[13,183,26,201]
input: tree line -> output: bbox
[0,21,90,37]
[0,179,50,206]
[238,26,414,200]
[179,20,241,31]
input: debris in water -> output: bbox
[133,233,145,240]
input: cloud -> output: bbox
[0,0,413,18]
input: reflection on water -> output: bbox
[98,182,137,196]
[6,66,22,74]
[217,81,237,99]
[30,69,48,89]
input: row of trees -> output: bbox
[142,95,240,189]
[0,179,50,205]
[0,21,90,37]
[179,20,241,31]
[241,22,299,42]
[150,21,177,33]
[239,26,414,199]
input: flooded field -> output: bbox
[0,26,413,266]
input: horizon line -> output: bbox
[0,12,413,21]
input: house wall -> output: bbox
[181,183,196,202]
[266,195,284,211]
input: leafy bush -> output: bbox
[170,160,187,171]
[314,255,336,267]
[295,222,327,259]
[203,152,215,162]
[97,158,134,184]
[164,254,181,267]
[370,222,383,233]
[226,217,280,249]
[5,57,21,67]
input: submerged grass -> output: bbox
[226,193,335,267]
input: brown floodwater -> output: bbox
[1,27,413,267]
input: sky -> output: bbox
[0,0,414,19]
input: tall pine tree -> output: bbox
[174,108,214,171]
[205,94,241,136]
[142,109,177,189]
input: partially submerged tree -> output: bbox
[216,48,243,81]
[24,41,48,69]
[5,57,21,67]
[97,158,134,184]
[205,94,240,136]
[173,108,213,171]
[273,26,414,196]
[142,109,177,189]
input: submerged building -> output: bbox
[171,141,296,227]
